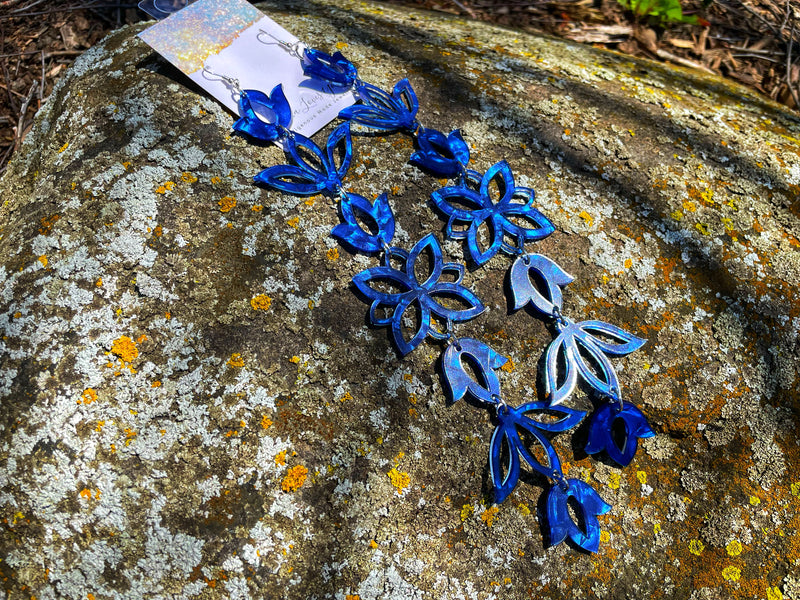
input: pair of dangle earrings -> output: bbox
[207,42,655,553]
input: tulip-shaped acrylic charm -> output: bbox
[545,478,612,553]
[585,401,655,467]
[332,192,396,254]
[410,127,470,178]
[431,161,555,266]
[509,253,574,316]
[441,337,508,405]
[302,48,359,88]
[340,79,420,132]
[254,121,353,196]
[352,233,485,355]
[489,400,585,504]
[233,85,292,142]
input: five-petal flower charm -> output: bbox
[254,122,353,196]
[431,161,555,265]
[352,234,485,355]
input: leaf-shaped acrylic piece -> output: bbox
[331,192,396,254]
[545,320,647,406]
[441,338,508,404]
[233,86,292,142]
[340,79,419,132]
[545,479,612,553]
[430,161,555,266]
[254,122,353,196]
[585,402,655,467]
[489,401,585,504]
[510,253,574,316]
[352,233,485,355]
[410,128,470,177]
[301,48,359,88]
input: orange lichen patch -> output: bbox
[689,539,705,555]
[252,204,263,212]
[345,595,360,600]
[218,196,237,213]
[153,225,163,237]
[210,176,221,185]
[155,181,175,194]
[281,465,308,492]
[726,540,743,556]
[151,381,162,388]
[79,389,97,405]
[289,356,301,364]
[124,428,136,446]
[58,142,69,153]
[408,407,419,419]
[578,210,594,226]
[339,391,353,403]
[721,565,741,582]
[181,172,198,183]
[500,358,515,373]
[88,593,96,600]
[39,214,60,234]
[517,502,530,515]
[250,294,272,311]
[95,277,103,287]
[227,353,245,368]
[607,472,621,490]
[326,247,339,261]
[387,467,410,495]
[261,415,273,429]
[287,216,300,228]
[274,450,287,466]
[37,255,48,268]
[481,505,499,527]
[111,336,138,363]
[460,504,474,521]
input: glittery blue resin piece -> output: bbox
[442,338,507,404]
[585,402,655,467]
[352,233,485,356]
[510,253,574,315]
[545,479,612,553]
[233,86,292,142]
[254,122,353,196]
[340,79,419,132]
[431,161,555,266]
[331,192,395,254]
[301,48,359,88]
[545,320,647,406]
[489,401,585,504]
[410,128,470,177]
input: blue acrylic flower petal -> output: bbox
[585,402,656,467]
[578,321,647,356]
[410,128,470,177]
[425,282,485,323]
[302,48,358,87]
[545,479,611,553]
[253,164,326,196]
[544,332,580,406]
[407,233,444,288]
[352,265,414,305]
[326,121,354,182]
[510,253,575,314]
[390,295,430,356]
[442,338,508,404]
[516,401,586,433]
[489,423,522,504]
[341,79,419,131]
[332,192,396,254]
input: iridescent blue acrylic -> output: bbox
[489,401,585,504]
[410,128,470,177]
[332,192,396,254]
[585,401,655,467]
[430,161,555,266]
[352,233,485,355]
[302,48,359,88]
[233,86,292,142]
[510,253,574,315]
[441,337,507,404]
[254,122,353,196]
[340,79,419,132]
[545,478,611,553]
[545,319,647,406]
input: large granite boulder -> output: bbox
[1,0,799,598]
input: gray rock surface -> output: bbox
[1,1,799,598]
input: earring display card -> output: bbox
[138,0,355,138]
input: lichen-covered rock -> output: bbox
[1,0,799,598]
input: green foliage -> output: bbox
[618,0,700,25]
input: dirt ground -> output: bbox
[2,0,800,175]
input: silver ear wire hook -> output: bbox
[201,65,243,99]
[257,29,306,59]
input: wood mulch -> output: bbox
[1,0,799,176]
